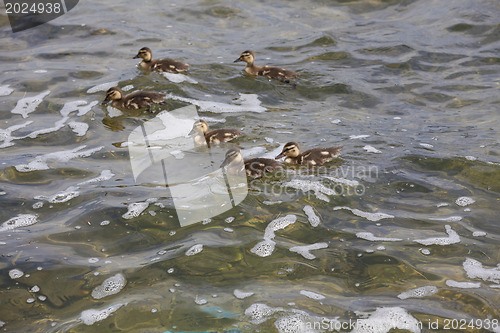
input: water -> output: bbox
[1,0,500,332]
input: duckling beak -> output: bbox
[233,56,243,63]
[133,54,140,59]
[101,97,110,105]
[275,152,285,160]
[220,156,232,168]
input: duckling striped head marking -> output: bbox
[276,142,300,159]
[102,87,123,104]
[189,119,209,135]
[234,50,255,64]
[134,47,153,62]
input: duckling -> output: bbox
[234,50,298,84]
[221,148,283,178]
[275,142,342,166]
[101,87,166,110]
[190,119,243,146]
[133,47,189,73]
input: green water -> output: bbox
[0,0,499,332]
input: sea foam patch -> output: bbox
[397,286,438,299]
[11,91,50,118]
[79,303,126,325]
[60,100,98,117]
[462,258,500,283]
[352,307,421,333]
[185,244,204,256]
[0,214,38,232]
[356,232,402,242]
[87,81,119,94]
[0,121,33,148]
[91,273,126,299]
[0,85,14,96]
[78,169,115,185]
[289,242,328,260]
[414,225,460,246]
[168,93,266,113]
[333,206,394,222]
[284,179,336,202]
[122,202,149,219]
[303,205,320,227]
[34,186,80,203]
[161,72,198,84]
[445,280,481,289]
[300,289,326,300]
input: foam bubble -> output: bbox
[245,303,282,325]
[60,100,98,117]
[122,202,149,219]
[186,244,203,256]
[352,307,421,333]
[168,93,266,113]
[284,179,336,202]
[195,296,207,305]
[397,286,438,299]
[274,314,311,333]
[35,186,80,203]
[0,214,38,232]
[430,216,462,222]
[356,232,402,242]
[264,215,297,240]
[9,268,24,279]
[349,134,370,140]
[419,143,434,149]
[0,85,14,96]
[445,280,481,289]
[15,145,104,172]
[107,106,123,118]
[250,240,276,257]
[299,290,325,300]
[78,169,115,185]
[0,121,33,149]
[472,231,486,237]
[79,303,126,325]
[333,206,394,222]
[303,205,320,227]
[289,242,328,260]
[414,225,460,246]
[11,91,50,118]
[161,72,198,84]
[463,258,500,283]
[225,217,235,223]
[455,196,475,207]
[87,81,119,94]
[234,289,254,299]
[68,121,89,136]
[91,273,126,299]
[363,145,382,154]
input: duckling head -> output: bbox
[133,47,153,62]
[234,50,255,65]
[276,142,300,159]
[102,87,123,105]
[220,148,243,168]
[189,119,209,135]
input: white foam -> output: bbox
[397,286,438,299]
[289,242,328,260]
[195,296,208,305]
[78,169,115,185]
[122,85,134,91]
[352,307,421,333]
[15,145,104,172]
[323,176,360,187]
[168,93,266,113]
[34,186,80,203]
[445,280,481,289]
[185,244,203,256]
[263,200,283,205]
[472,231,486,237]
[284,179,336,202]
[333,206,394,222]
[356,232,402,242]
[60,100,98,117]
[303,205,320,227]
[161,72,198,84]
[0,121,33,148]
[465,156,477,161]
[225,217,235,223]
[0,214,38,232]
[436,202,449,208]
[299,290,326,300]
[455,196,475,207]
[122,202,149,219]
[32,202,43,209]
[419,143,434,149]
[91,273,126,299]
[264,215,297,240]
[87,81,119,94]
[79,303,126,325]
[68,121,89,136]
[349,134,370,139]
[107,106,123,118]
[331,119,341,124]
[414,225,460,246]
[234,289,254,299]
[11,91,50,118]
[463,258,500,283]
[245,303,283,325]
[429,216,462,222]
[0,85,14,96]
[9,268,24,279]
[363,145,382,154]
[250,240,276,257]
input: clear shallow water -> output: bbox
[1,0,500,332]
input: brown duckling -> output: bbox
[275,142,342,166]
[221,148,283,178]
[134,47,189,73]
[190,119,243,146]
[101,87,166,110]
[234,50,298,84]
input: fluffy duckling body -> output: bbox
[134,47,189,73]
[102,87,166,110]
[234,50,298,84]
[276,142,342,166]
[190,119,243,146]
[221,148,283,178]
